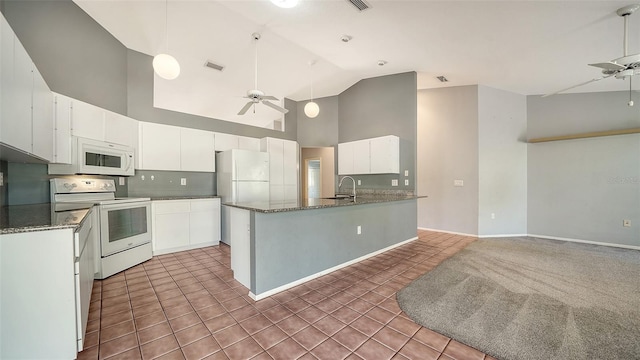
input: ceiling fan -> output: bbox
[238,33,288,115]
[543,4,640,101]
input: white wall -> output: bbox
[417,86,479,235]
[478,86,528,236]
[527,91,640,247]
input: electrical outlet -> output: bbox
[151,175,155,181]
[454,179,464,187]
[404,170,409,177]
[404,179,409,186]
[357,225,362,235]
[141,175,145,180]
[391,179,398,186]
[623,219,631,227]
[0,172,3,186]
[118,177,125,186]
[180,178,187,186]
[357,179,361,185]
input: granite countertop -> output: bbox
[150,195,221,201]
[223,195,424,213]
[1,203,92,234]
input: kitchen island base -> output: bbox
[226,198,418,300]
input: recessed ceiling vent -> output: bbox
[345,0,370,12]
[204,61,224,71]
[436,76,448,83]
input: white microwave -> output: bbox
[48,137,135,176]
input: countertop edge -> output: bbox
[1,224,80,235]
[223,195,424,213]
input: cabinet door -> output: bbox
[352,140,371,174]
[370,136,400,174]
[337,142,354,175]
[282,140,298,186]
[138,122,181,170]
[181,128,215,172]
[53,94,72,164]
[268,139,284,185]
[270,184,284,202]
[189,199,220,245]
[104,111,137,148]
[214,132,239,151]
[1,30,32,153]
[71,99,104,141]
[31,65,53,161]
[154,213,190,252]
[283,185,298,201]
[238,136,260,151]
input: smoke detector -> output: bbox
[377,60,387,66]
[341,35,352,43]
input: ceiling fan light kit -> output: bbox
[544,4,640,98]
[237,33,289,116]
[154,0,180,80]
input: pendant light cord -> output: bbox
[255,37,258,90]
[165,0,169,52]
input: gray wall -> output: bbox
[296,96,339,147]
[127,170,215,199]
[0,161,7,206]
[338,72,417,191]
[251,199,417,296]
[478,85,528,236]
[527,91,640,247]
[1,0,128,115]
[417,86,479,235]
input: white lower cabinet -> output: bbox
[0,210,95,359]
[152,198,221,255]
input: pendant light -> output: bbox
[304,61,320,118]
[153,0,180,80]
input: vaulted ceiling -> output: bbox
[74,1,640,127]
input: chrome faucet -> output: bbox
[338,176,356,201]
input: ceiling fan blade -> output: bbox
[261,100,289,114]
[238,101,254,115]
[588,62,626,71]
[261,95,279,101]
[541,74,616,98]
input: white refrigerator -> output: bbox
[217,149,270,203]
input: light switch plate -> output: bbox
[0,172,3,186]
[404,170,409,177]
[404,179,409,186]
[454,179,464,187]
[357,179,361,185]
[119,177,125,186]
[180,178,187,186]
[392,179,398,186]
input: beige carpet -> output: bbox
[396,237,640,360]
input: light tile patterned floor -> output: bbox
[78,230,495,360]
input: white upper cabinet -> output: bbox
[138,122,217,172]
[104,111,138,148]
[370,135,400,174]
[214,132,239,151]
[261,137,298,201]
[53,94,72,164]
[180,127,215,172]
[67,97,138,149]
[0,14,53,162]
[71,99,104,141]
[338,135,400,175]
[138,122,181,170]
[31,66,53,161]
[238,136,261,152]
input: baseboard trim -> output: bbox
[527,234,640,251]
[152,241,220,256]
[248,236,419,301]
[418,227,478,237]
[478,234,528,238]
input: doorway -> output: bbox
[300,147,335,199]
[305,159,321,199]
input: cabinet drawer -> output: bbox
[153,201,190,214]
[190,199,219,212]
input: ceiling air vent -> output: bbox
[436,76,449,83]
[345,0,370,12]
[204,61,224,71]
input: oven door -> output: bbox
[99,201,151,257]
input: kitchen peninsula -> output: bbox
[224,195,419,300]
